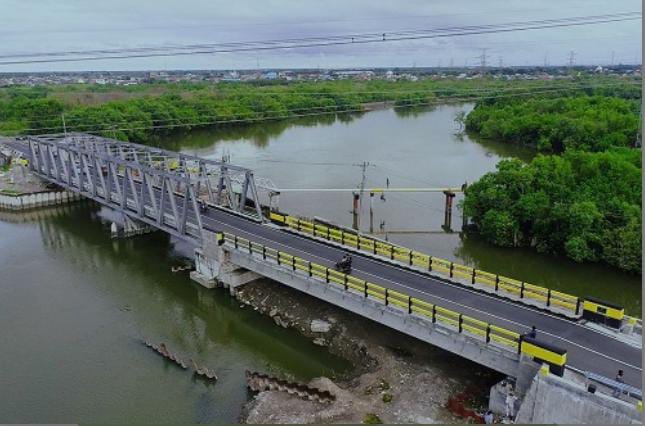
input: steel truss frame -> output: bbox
[27,133,264,244]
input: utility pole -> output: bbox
[354,160,370,202]
[62,113,67,137]
[351,161,371,230]
[543,54,548,68]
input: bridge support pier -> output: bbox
[190,230,261,292]
[110,215,154,238]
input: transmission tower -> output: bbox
[478,48,488,73]
[568,50,576,67]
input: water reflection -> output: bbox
[455,234,642,314]
[36,205,349,378]
[157,112,364,151]
[0,204,349,423]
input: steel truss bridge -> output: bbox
[5,133,642,394]
[25,133,270,243]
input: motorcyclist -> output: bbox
[338,253,352,271]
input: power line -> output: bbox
[0,12,639,66]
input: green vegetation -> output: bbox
[0,188,21,196]
[463,149,642,273]
[463,82,642,273]
[1,75,640,273]
[363,413,383,424]
[382,393,393,403]
[465,95,641,153]
[0,76,638,143]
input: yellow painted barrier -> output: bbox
[432,257,451,274]
[224,229,550,356]
[453,264,474,280]
[474,270,497,287]
[583,299,624,321]
[272,215,590,316]
[387,289,410,309]
[411,252,430,268]
[520,340,566,365]
[582,297,624,328]
[520,337,567,376]
[367,283,386,300]
[435,306,460,327]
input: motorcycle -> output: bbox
[335,256,352,274]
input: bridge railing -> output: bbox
[220,230,568,375]
[270,213,582,317]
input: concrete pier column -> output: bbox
[110,214,154,238]
[443,190,455,231]
[122,215,154,237]
[352,192,360,230]
[110,222,119,238]
[190,229,261,291]
[515,354,542,396]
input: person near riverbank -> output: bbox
[483,409,494,424]
[505,391,518,420]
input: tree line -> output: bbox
[463,90,642,273]
[1,76,638,143]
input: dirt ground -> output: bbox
[234,279,501,424]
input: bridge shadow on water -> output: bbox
[36,203,352,380]
[1,203,351,422]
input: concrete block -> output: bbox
[189,271,218,289]
[516,368,641,424]
[310,319,332,333]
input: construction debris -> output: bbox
[143,341,187,369]
[191,358,218,381]
[245,370,335,404]
[171,265,193,273]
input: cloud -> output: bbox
[0,0,640,71]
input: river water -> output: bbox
[1,103,640,422]
[172,104,641,313]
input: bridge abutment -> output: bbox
[190,231,261,291]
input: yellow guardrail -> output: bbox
[220,230,569,367]
[269,213,585,317]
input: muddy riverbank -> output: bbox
[233,279,501,424]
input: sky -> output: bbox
[0,0,641,72]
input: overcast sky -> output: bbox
[0,0,641,72]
